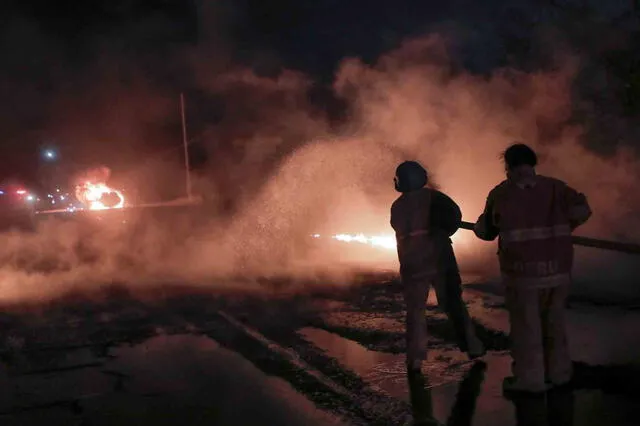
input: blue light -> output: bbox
[42,149,57,161]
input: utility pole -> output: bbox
[180,92,192,200]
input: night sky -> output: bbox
[0,0,462,187]
[0,1,638,193]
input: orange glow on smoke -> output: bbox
[450,229,473,248]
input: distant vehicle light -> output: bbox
[16,190,26,195]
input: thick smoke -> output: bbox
[1,10,640,305]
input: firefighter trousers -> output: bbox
[432,242,484,356]
[505,282,573,390]
[403,274,433,365]
[402,248,483,365]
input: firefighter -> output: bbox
[391,161,484,372]
[473,143,592,393]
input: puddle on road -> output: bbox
[298,327,480,421]
[298,327,401,378]
[297,328,639,426]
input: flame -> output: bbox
[332,233,397,250]
[315,230,472,252]
[75,181,125,211]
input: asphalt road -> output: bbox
[0,274,638,426]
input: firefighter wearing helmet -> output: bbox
[474,143,592,394]
[391,161,485,376]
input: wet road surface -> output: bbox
[0,333,344,426]
[0,274,637,425]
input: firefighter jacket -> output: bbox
[391,187,438,280]
[474,174,592,287]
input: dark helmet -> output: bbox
[394,161,428,193]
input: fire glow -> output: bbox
[75,181,125,211]
[313,229,472,251]
[311,233,397,250]
[333,233,397,250]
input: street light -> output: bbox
[42,149,57,161]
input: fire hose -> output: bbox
[459,221,640,255]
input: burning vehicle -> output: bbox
[74,181,125,211]
[63,166,126,212]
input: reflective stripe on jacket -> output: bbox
[499,224,572,243]
[391,188,438,279]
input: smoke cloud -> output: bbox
[1,8,640,306]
